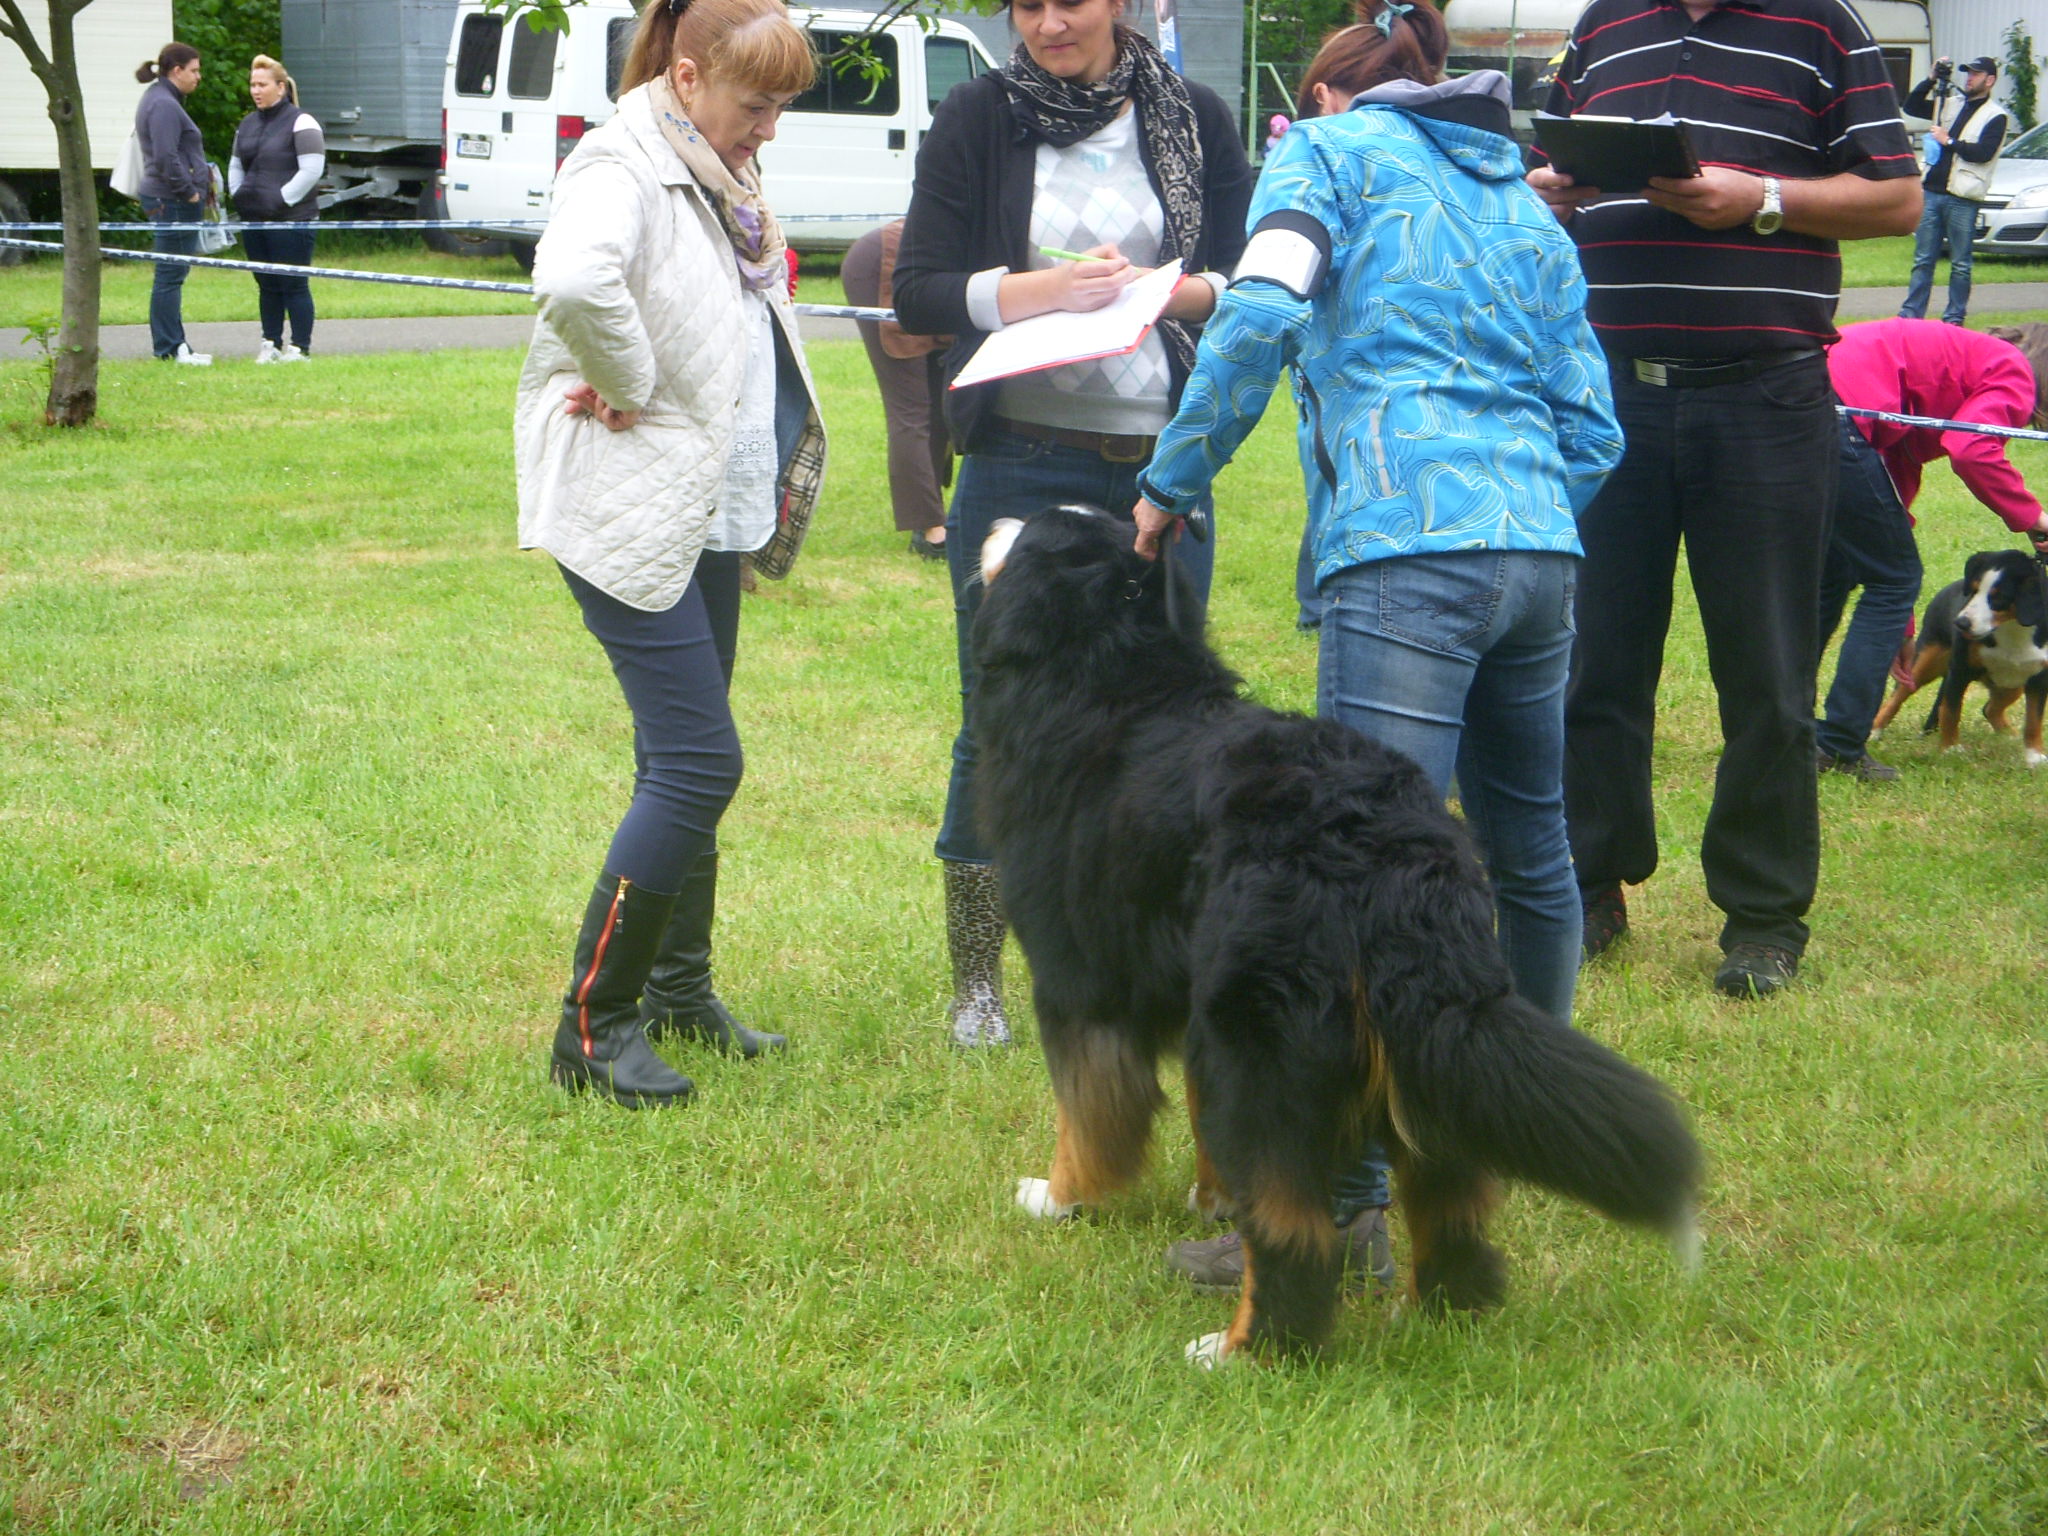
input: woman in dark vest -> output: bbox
[133,43,212,365]
[230,55,326,361]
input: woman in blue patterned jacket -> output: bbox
[1135,0,1623,1283]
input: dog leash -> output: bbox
[1162,506,1210,634]
[1837,404,2048,444]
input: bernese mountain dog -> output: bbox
[971,506,1701,1367]
[1871,547,2048,767]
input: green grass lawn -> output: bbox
[1,342,2044,1533]
[1840,234,2048,289]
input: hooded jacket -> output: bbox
[1138,73,1621,586]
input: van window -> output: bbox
[507,21,558,100]
[1878,47,1912,100]
[789,30,901,117]
[453,15,504,97]
[924,35,981,111]
[606,17,634,102]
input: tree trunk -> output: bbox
[0,0,103,426]
[43,2,101,426]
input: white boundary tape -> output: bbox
[1837,404,2048,444]
[0,236,895,321]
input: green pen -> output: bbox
[1038,245,1101,263]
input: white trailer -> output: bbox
[0,0,174,233]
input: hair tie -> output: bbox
[1374,1,1415,39]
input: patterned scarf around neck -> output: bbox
[647,75,787,293]
[999,26,1205,370]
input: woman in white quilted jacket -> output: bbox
[514,0,826,1109]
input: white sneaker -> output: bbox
[255,340,282,364]
[277,343,306,363]
[172,342,212,367]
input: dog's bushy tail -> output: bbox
[1385,990,1702,1254]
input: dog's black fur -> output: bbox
[972,508,1701,1361]
[1871,548,2048,764]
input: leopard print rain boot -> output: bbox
[942,860,1012,1048]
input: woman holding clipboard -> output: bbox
[893,0,1253,1050]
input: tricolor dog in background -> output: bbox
[1872,548,2048,766]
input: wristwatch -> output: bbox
[1751,176,1784,235]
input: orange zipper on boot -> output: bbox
[574,878,631,1057]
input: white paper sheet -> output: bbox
[950,260,1185,390]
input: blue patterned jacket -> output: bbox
[1137,75,1622,587]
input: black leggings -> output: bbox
[561,552,744,895]
[241,223,315,351]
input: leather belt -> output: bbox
[990,415,1157,464]
[1628,349,1823,388]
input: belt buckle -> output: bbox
[1101,437,1149,464]
[1633,359,1670,388]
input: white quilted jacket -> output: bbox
[515,85,823,610]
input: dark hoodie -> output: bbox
[135,76,208,204]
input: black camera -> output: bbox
[1934,58,1954,81]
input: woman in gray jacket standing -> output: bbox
[230,55,326,362]
[134,43,212,365]
[515,0,825,1109]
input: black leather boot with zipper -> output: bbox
[550,873,696,1107]
[943,859,1012,1048]
[638,848,786,1058]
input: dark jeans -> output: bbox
[143,195,203,358]
[1900,189,1980,326]
[242,223,316,351]
[560,552,744,895]
[936,428,1214,864]
[1816,419,1923,762]
[1564,352,1836,955]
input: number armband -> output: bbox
[1228,210,1333,301]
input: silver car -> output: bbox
[1976,122,2048,257]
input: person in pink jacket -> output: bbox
[1818,318,2048,780]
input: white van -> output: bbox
[439,3,996,255]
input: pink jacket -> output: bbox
[1827,319,2042,533]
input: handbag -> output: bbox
[196,164,234,254]
[109,131,144,199]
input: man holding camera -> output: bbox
[1900,56,2010,327]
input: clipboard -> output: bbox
[1532,112,1701,195]
[951,260,1184,390]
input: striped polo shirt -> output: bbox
[1536,0,1916,360]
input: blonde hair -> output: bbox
[251,53,299,106]
[618,0,816,98]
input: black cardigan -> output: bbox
[893,70,1256,455]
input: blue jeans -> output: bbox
[1323,549,1582,1217]
[143,195,203,358]
[1900,189,1980,326]
[935,428,1214,864]
[1816,418,1923,761]
[560,555,744,896]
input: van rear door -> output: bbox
[765,25,912,246]
[444,9,565,222]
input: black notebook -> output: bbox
[1533,113,1701,195]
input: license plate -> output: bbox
[456,136,492,159]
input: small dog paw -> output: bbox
[1184,1331,1234,1370]
[1015,1176,1079,1221]
[2026,750,2047,770]
[1186,1182,1235,1223]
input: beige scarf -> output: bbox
[646,75,787,292]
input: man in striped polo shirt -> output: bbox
[1528,0,1920,998]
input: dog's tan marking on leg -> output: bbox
[1984,685,2022,733]
[1184,1066,1233,1221]
[1044,1029,1163,1208]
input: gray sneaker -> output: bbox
[1164,1207,1394,1297]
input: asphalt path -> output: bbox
[5,284,2048,363]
